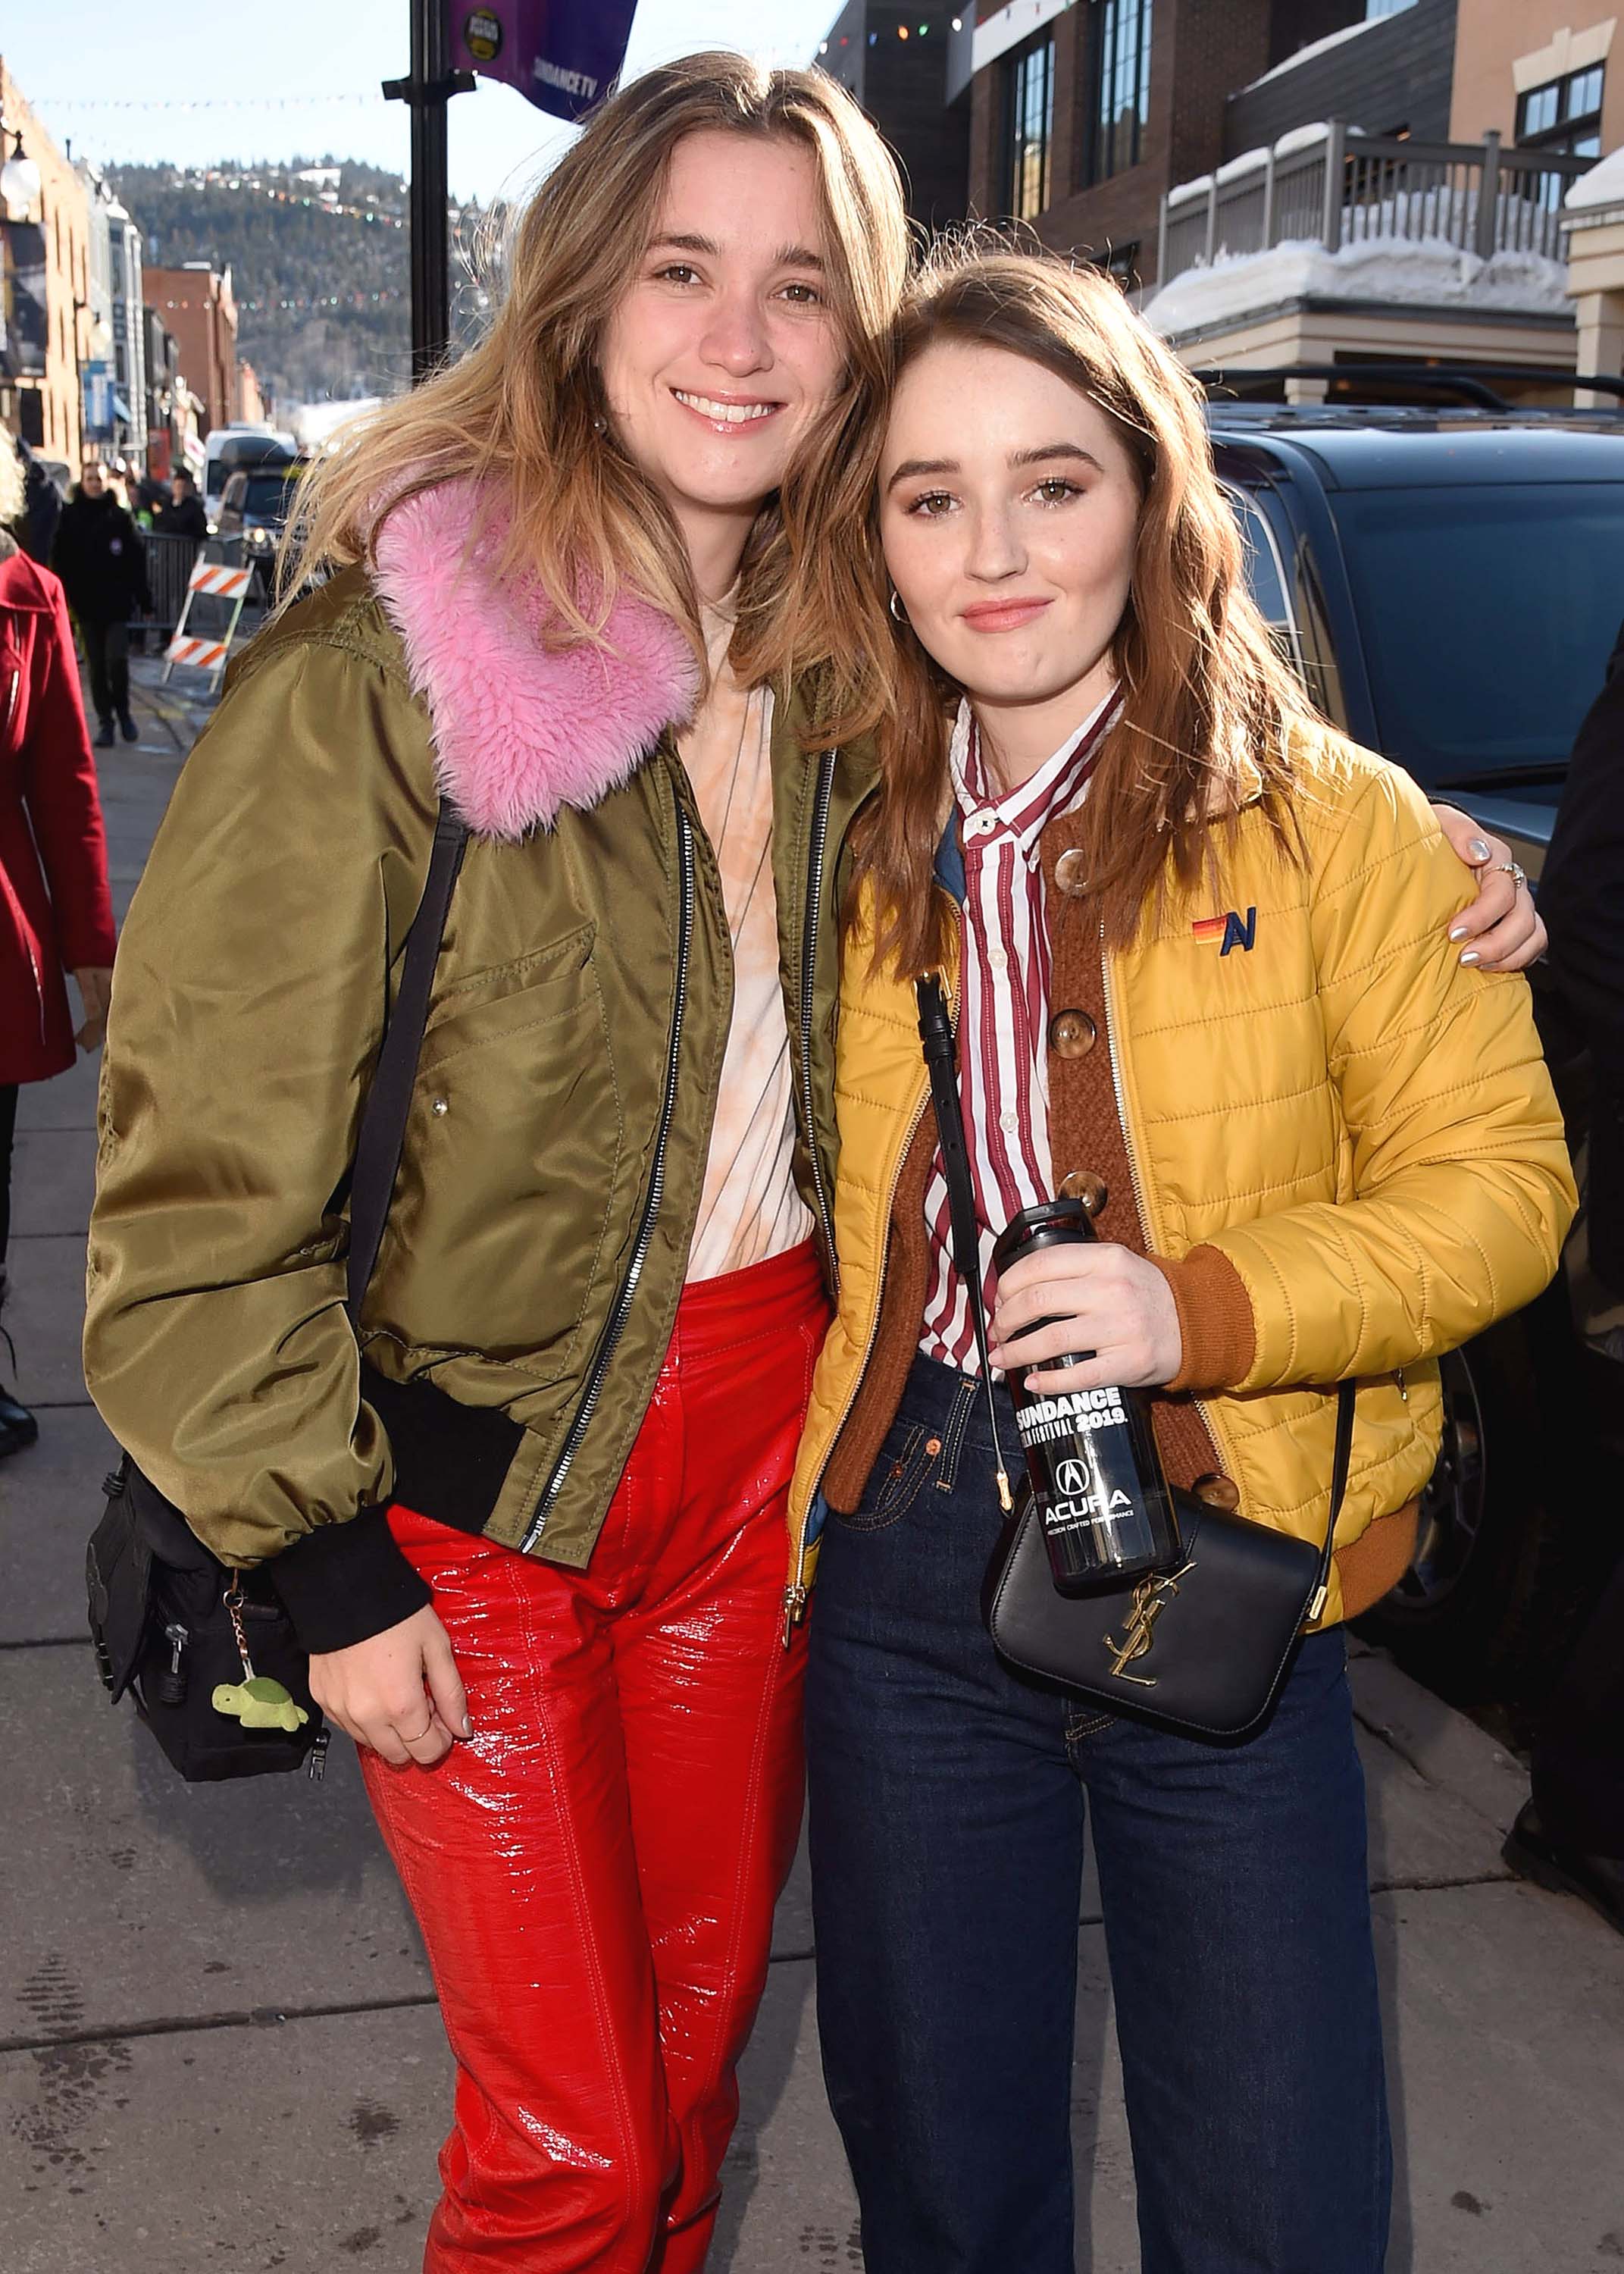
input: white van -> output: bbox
[202,424,297,522]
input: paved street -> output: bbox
[2,650,1622,2273]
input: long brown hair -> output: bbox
[839,243,1315,973]
[283,52,909,697]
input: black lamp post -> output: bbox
[383,0,475,381]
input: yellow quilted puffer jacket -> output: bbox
[785,728,1577,1627]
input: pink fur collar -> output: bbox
[371,478,700,838]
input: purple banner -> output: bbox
[449,2,640,123]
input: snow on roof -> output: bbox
[1564,146,1624,211]
[1144,234,1571,340]
[1239,16,1380,92]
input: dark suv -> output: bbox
[216,463,302,600]
[1209,393,1624,1702]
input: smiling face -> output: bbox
[598,128,845,594]
[879,340,1144,782]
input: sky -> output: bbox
[5,1,842,205]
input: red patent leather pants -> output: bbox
[361,1242,827,2272]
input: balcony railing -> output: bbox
[1156,126,1594,293]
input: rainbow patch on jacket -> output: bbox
[1193,907,1258,956]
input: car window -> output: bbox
[1225,487,1288,623]
[1292,541,1349,733]
[242,472,296,515]
[1329,481,1624,783]
[1224,484,1306,684]
[220,473,247,510]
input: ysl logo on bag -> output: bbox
[1103,1559,1197,1686]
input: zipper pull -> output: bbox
[153,1622,189,1707]
[1395,1367,1409,1405]
[781,1583,809,1649]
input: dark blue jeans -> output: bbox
[807,1352,1391,2274]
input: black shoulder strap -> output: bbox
[915,972,1014,1502]
[346,804,469,1320]
[1312,1370,1357,1621]
[914,970,1355,1579]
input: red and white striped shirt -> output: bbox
[919,689,1121,1373]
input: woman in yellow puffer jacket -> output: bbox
[796,246,1576,2274]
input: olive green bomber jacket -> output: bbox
[83,478,876,1649]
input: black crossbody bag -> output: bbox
[85,805,470,1782]
[915,973,1354,1742]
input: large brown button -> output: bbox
[1059,1169,1109,1216]
[1053,847,1088,896]
[1049,1009,1097,1059]
[1192,1471,1241,1513]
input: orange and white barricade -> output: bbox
[162,554,255,688]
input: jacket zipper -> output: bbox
[4,669,18,742]
[520,787,696,1551]
[798,747,840,1293]
[1099,928,1226,1473]
[781,960,956,1643]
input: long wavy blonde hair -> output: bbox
[834,243,1316,972]
[285,52,909,697]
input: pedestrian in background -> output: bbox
[1503,621,1624,1936]
[50,461,150,747]
[156,470,208,547]
[0,439,117,1457]
[118,461,161,530]
[11,437,61,567]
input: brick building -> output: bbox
[144,261,237,436]
[0,57,92,471]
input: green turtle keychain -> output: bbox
[212,1575,309,1734]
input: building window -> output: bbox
[1363,0,1416,20]
[1006,34,1056,219]
[1517,64,1604,158]
[1087,0,1153,184]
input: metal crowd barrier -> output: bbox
[140,531,205,638]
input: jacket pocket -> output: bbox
[372,923,625,1383]
[418,923,598,1067]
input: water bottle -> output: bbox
[990,1198,1183,1592]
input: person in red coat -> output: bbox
[2,452,117,1455]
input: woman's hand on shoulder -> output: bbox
[308,1603,471,1767]
[1431,803,1547,973]
[989,1244,1182,1396]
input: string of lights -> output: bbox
[24,92,382,110]
[233,287,409,315]
[819,15,965,50]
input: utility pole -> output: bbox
[383,0,474,381]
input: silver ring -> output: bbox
[1496,860,1528,891]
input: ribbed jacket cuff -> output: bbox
[269,1506,433,1654]
[1154,1245,1258,1395]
